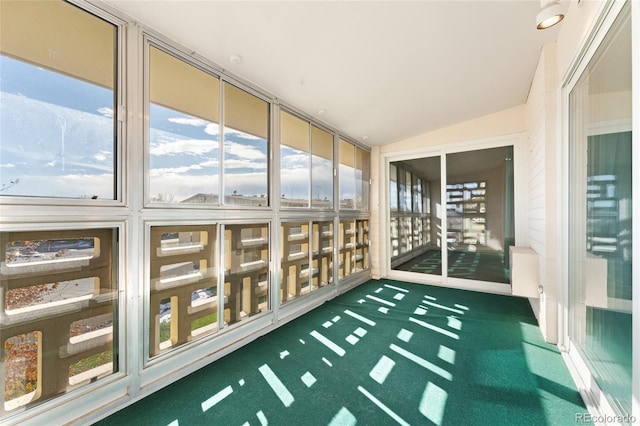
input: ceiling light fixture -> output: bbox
[229,54,243,65]
[536,0,564,30]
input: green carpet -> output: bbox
[395,249,510,284]
[96,279,587,425]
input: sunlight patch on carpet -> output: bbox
[420,382,448,425]
[329,407,356,426]
[390,343,452,381]
[201,385,233,412]
[258,364,294,407]
[397,328,413,343]
[369,355,396,385]
[410,317,459,340]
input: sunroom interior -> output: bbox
[0,0,637,425]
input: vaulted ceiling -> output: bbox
[105,0,565,146]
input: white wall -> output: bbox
[525,42,560,344]
[379,105,527,155]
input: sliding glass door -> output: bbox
[389,144,515,286]
[446,147,514,283]
[390,156,441,277]
[567,3,632,418]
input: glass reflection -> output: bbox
[446,147,513,283]
[568,6,632,416]
[390,156,441,276]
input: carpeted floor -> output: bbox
[96,279,587,425]
[395,249,510,283]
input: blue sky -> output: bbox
[0,54,344,203]
[0,55,115,198]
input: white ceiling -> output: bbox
[104,0,565,146]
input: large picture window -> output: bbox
[280,111,311,207]
[311,126,334,209]
[0,0,117,200]
[223,83,269,206]
[148,46,221,204]
[339,139,369,210]
[280,110,334,209]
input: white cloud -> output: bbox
[204,123,220,135]
[93,151,111,161]
[168,117,207,127]
[198,159,219,168]
[149,164,204,177]
[97,107,114,118]
[0,163,16,168]
[281,153,309,169]
[150,138,218,156]
[224,140,266,161]
[150,158,220,178]
[223,158,267,170]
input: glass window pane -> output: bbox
[568,6,632,416]
[2,229,118,413]
[224,224,269,325]
[149,226,217,357]
[413,178,423,214]
[400,170,412,212]
[339,139,355,209]
[355,147,370,210]
[311,126,333,209]
[340,142,369,211]
[280,222,311,303]
[312,221,334,287]
[148,47,220,204]
[355,219,369,272]
[389,163,398,212]
[223,83,269,206]
[338,220,355,278]
[446,147,513,283]
[280,111,310,207]
[0,0,117,199]
[390,157,441,275]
